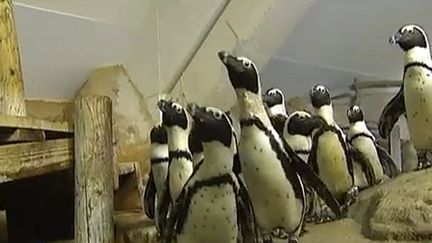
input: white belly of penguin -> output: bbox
[239,126,303,233]
[177,185,238,243]
[351,137,384,182]
[404,67,432,150]
[352,160,369,189]
[152,163,169,200]
[316,131,352,199]
[169,158,193,201]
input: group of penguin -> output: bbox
[143,23,432,243]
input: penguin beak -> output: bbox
[306,116,325,131]
[157,99,168,112]
[217,50,242,71]
[389,31,403,45]
[262,93,271,105]
[187,103,208,124]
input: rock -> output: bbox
[348,168,432,241]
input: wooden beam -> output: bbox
[75,96,114,243]
[0,114,73,133]
[0,0,26,116]
[0,138,73,183]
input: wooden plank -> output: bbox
[0,114,72,133]
[0,138,73,183]
[115,162,144,212]
[75,96,114,243]
[118,162,137,176]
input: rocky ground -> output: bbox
[1,168,431,242]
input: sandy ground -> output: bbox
[0,211,427,243]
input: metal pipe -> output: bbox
[163,0,232,94]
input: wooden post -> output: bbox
[0,0,26,116]
[75,96,114,243]
[0,0,45,142]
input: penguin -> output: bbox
[282,110,324,224]
[308,84,357,209]
[144,124,169,230]
[218,50,341,243]
[378,24,432,169]
[263,87,288,136]
[283,110,314,162]
[156,99,195,235]
[346,105,399,189]
[163,104,258,243]
[189,127,204,167]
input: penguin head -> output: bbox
[346,105,364,123]
[285,110,319,136]
[187,103,233,147]
[157,99,192,131]
[263,88,284,108]
[150,124,168,144]
[218,50,261,94]
[309,84,331,108]
[390,24,428,51]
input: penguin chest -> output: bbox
[169,159,193,201]
[404,67,432,150]
[152,162,169,199]
[178,184,238,243]
[239,126,303,232]
[351,137,384,182]
[315,131,352,198]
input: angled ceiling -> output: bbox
[260,0,432,97]
[10,0,432,103]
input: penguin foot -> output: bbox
[271,228,288,239]
[341,186,359,213]
[262,234,273,243]
[288,235,299,243]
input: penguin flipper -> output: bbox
[375,143,400,178]
[144,171,156,219]
[236,175,259,243]
[157,180,172,236]
[162,187,188,243]
[282,138,342,217]
[347,143,376,185]
[378,84,405,139]
[233,152,241,175]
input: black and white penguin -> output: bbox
[163,104,258,243]
[144,124,169,230]
[156,99,194,234]
[283,110,314,162]
[263,87,288,136]
[189,127,204,167]
[218,51,341,243]
[379,24,432,169]
[308,84,357,208]
[347,105,399,189]
[282,110,326,223]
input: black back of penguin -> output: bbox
[163,104,258,243]
[144,124,169,220]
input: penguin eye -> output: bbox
[408,29,413,34]
[214,112,222,120]
[174,105,182,113]
[242,60,251,68]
